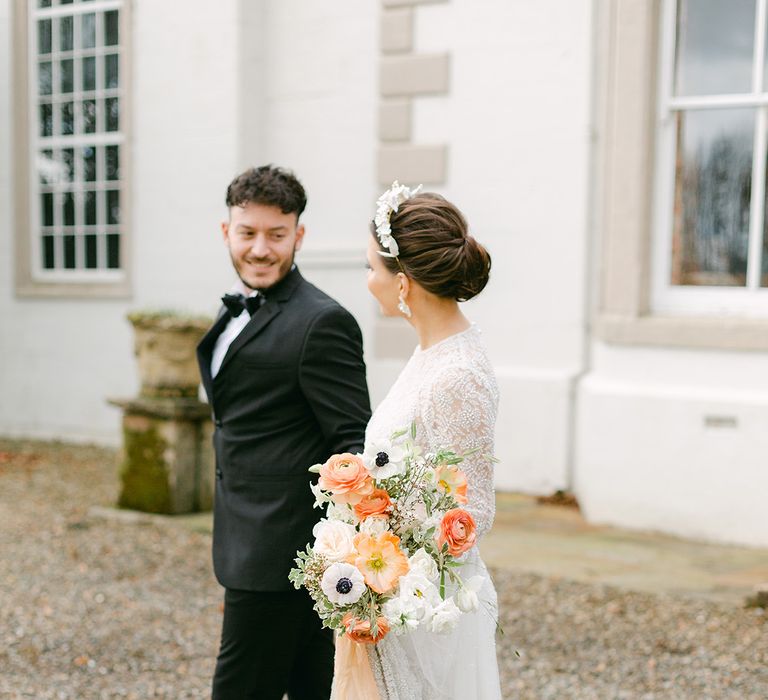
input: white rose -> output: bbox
[429,597,462,634]
[408,548,438,582]
[326,501,358,525]
[359,516,390,536]
[382,597,419,635]
[312,519,356,562]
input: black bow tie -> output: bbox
[221,292,264,317]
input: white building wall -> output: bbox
[405,0,594,492]
[576,343,768,547]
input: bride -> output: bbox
[334,183,502,699]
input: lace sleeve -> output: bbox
[419,364,497,537]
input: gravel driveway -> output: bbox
[1,440,766,699]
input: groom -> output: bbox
[197,165,371,699]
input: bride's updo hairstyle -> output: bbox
[374,193,491,302]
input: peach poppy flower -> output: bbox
[435,464,468,504]
[318,453,374,505]
[353,487,393,521]
[437,508,477,557]
[342,612,390,644]
[348,531,409,594]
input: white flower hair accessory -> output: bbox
[374,180,423,258]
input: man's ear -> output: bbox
[294,223,306,252]
[221,220,230,244]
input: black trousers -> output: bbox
[212,587,334,700]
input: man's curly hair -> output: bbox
[225,165,307,219]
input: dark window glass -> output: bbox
[84,190,97,225]
[105,97,119,131]
[42,235,55,269]
[104,54,118,89]
[38,19,52,55]
[106,190,120,224]
[60,58,74,94]
[81,13,96,49]
[42,193,54,226]
[60,0,74,4]
[63,192,75,226]
[82,56,96,91]
[59,16,74,52]
[61,101,74,136]
[82,100,97,133]
[83,145,97,182]
[106,234,120,268]
[85,234,98,268]
[61,148,75,181]
[38,62,52,96]
[63,234,76,269]
[104,11,119,46]
[105,145,119,180]
[38,0,52,7]
[40,103,53,137]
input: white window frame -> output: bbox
[14,0,131,298]
[651,0,768,318]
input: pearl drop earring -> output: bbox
[398,293,412,318]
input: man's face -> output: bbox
[222,202,305,290]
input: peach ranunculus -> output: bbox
[434,464,468,504]
[342,612,390,644]
[318,453,374,505]
[353,487,393,521]
[348,531,409,594]
[437,508,477,557]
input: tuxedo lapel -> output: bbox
[197,309,230,402]
[216,302,281,376]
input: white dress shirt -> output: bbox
[210,284,262,378]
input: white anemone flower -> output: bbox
[320,562,366,605]
[362,438,407,480]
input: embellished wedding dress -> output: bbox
[363,324,502,700]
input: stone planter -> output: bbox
[127,311,211,399]
[109,310,214,514]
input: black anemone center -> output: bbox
[336,577,353,594]
[375,452,390,467]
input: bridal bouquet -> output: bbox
[289,424,485,644]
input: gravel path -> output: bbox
[1,440,766,699]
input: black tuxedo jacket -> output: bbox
[197,267,371,591]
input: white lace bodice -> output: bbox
[366,324,499,536]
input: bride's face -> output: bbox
[366,235,401,316]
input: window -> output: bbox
[653,0,768,316]
[25,0,126,286]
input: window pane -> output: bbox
[671,108,754,286]
[105,97,119,131]
[42,193,54,226]
[63,234,76,269]
[104,53,118,89]
[59,16,74,52]
[60,101,74,136]
[60,58,74,94]
[38,0,52,7]
[105,145,119,180]
[85,234,98,268]
[81,99,96,133]
[106,190,120,224]
[63,192,75,226]
[38,61,52,95]
[104,11,119,46]
[38,150,56,185]
[81,13,96,49]
[675,0,755,96]
[38,19,52,55]
[84,190,97,225]
[39,103,53,137]
[82,56,96,91]
[82,145,96,181]
[106,233,120,268]
[42,235,55,269]
[61,148,75,181]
